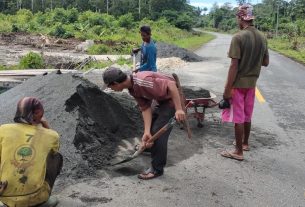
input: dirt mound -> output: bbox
[157,57,188,70]
[0,32,81,50]
[0,73,142,178]
[65,82,142,169]
[182,87,211,99]
[157,42,204,62]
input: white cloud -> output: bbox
[189,1,238,12]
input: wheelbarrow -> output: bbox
[185,92,218,128]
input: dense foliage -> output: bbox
[0,0,201,30]
[0,7,213,55]
[200,0,305,36]
[199,0,305,61]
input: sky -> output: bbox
[189,0,262,12]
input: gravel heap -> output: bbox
[0,73,142,178]
[157,42,204,62]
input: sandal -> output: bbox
[138,168,163,180]
[232,141,250,151]
[220,150,244,161]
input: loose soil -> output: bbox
[182,87,211,99]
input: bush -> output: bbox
[51,8,68,24]
[161,10,179,25]
[9,9,33,32]
[118,13,134,29]
[19,52,45,69]
[66,8,79,23]
[175,13,193,30]
[0,20,12,32]
[49,23,74,38]
[16,9,33,22]
[79,11,104,27]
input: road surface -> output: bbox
[56,33,305,207]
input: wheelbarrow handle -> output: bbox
[172,73,192,139]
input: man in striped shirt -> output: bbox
[103,67,186,180]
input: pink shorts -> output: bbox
[222,88,255,124]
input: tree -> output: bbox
[203,7,208,15]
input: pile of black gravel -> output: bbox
[156,42,204,62]
[182,87,211,99]
[0,73,142,178]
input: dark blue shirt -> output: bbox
[139,40,157,72]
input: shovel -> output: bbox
[111,117,177,166]
[132,52,140,73]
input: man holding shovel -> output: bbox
[103,68,185,180]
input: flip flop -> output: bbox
[138,168,163,180]
[221,150,244,161]
[232,141,250,151]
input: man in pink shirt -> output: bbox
[103,67,186,180]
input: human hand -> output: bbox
[131,48,140,55]
[40,117,50,129]
[223,88,232,100]
[141,133,153,149]
[175,109,186,122]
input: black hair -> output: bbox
[102,67,127,85]
[140,25,151,35]
[116,71,127,83]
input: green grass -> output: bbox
[81,57,132,71]
[0,64,19,70]
[173,32,215,51]
[268,37,305,65]
[116,56,132,66]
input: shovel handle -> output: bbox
[138,117,176,152]
[150,117,176,142]
[133,53,136,71]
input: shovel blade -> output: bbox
[111,149,142,166]
[111,156,135,166]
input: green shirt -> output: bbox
[228,26,269,88]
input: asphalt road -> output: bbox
[56,33,305,207]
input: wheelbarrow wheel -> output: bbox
[197,122,203,128]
